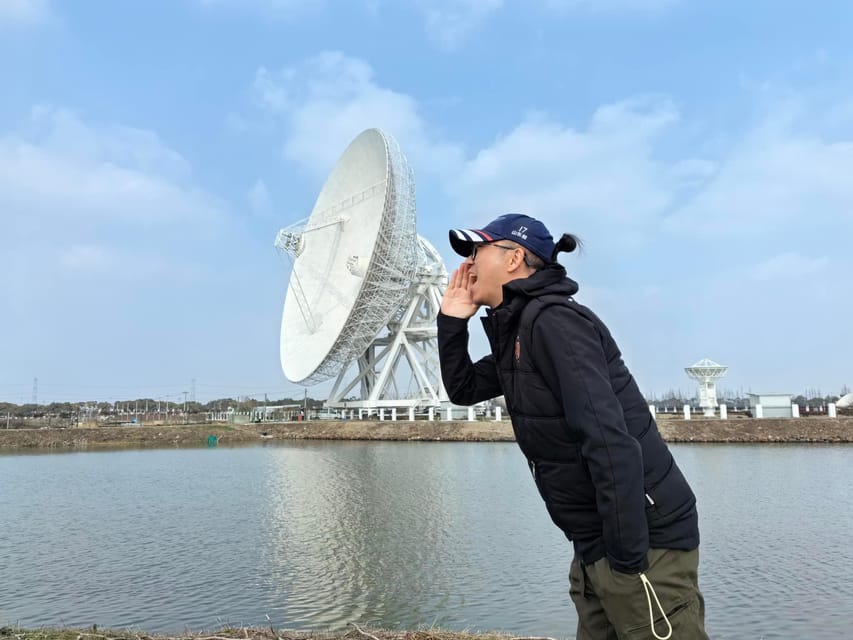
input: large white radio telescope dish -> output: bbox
[275,129,448,409]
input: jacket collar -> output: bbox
[482,263,580,334]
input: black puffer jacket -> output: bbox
[437,264,699,574]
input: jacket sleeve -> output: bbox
[437,311,503,406]
[533,306,649,574]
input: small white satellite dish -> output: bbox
[685,358,728,417]
[838,392,853,409]
[275,129,448,409]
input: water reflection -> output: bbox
[261,444,457,626]
[255,442,568,632]
[2,443,852,639]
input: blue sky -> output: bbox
[1,0,851,404]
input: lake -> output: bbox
[1,442,851,639]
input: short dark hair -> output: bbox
[503,240,546,271]
[512,233,582,271]
[523,251,546,271]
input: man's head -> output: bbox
[448,214,555,308]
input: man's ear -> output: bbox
[506,248,527,274]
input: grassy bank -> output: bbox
[0,627,538,640]
[0,416,851,451]
[0,420,514,450]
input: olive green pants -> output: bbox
[569,548,708,640]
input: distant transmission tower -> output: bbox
[191,378,196,403]
[32,377,38,405]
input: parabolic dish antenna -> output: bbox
[275,129,448,409]
[685,358,728,417]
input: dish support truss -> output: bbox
[326,236,448,409]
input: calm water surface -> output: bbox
[1,442,852,639]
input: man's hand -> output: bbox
[440,262,480,319]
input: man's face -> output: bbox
[466,241,519,307]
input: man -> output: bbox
[437,213,708,640]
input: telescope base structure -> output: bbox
[325,275,448,411]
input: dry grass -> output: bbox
[0,625,556,640]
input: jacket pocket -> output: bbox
[528,459,577,540]
[644,460,695,522]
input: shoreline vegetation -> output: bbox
[0,627,543,640]
[0,416,852,450]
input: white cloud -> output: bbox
[0,107,223,224]
[449,97,681,231]
[417,0,503,50]
[412,0,676,50]
[748,252,830,282]
[201,0,500,50]
[0,0,50,27]
[196,0,678,51]
[542,0,679,12]
[0,106,231,303]
[60,244,112,271]
[224,113,250,133]
[247,179,274,218]
[665,106,853,235]
[253,51,463,178]
[250,57,853,270]
[24,105,193,180]
[667,158,718,188]
[196,0,322,16]
[57,243,206,282]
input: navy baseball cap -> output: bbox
[449,213,556,263]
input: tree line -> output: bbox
[644,387,847,408]
[0,396,327,419]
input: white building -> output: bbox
[747,393,793,419]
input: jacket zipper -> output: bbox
[529,460,545,496]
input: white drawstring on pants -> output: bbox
[639,572,672,640]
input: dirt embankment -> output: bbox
[1,626,509,640]
[657,416,853,442]
[1,416,852,451]
[0,420,514,450]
